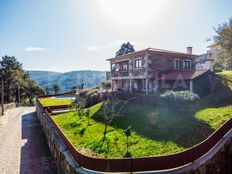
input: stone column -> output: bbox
[146,78,148,94]
[129,78,132,93]
[129,58,133,93]
[145,52,149,94]
[190,80,193,92]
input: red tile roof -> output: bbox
[160,70,208,80]
[107,47,198,61]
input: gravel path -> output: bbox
[0,107,57,174]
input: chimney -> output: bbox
[186,47,192,54]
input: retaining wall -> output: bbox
[36,100,232,174]
[0,102,16,116]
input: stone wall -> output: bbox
[36,101,232,174]
[36,105,87,174]
[183,132,232,174]
[0,102,16,116]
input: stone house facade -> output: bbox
[107,47,212,95]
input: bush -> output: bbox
[160,90,199,110]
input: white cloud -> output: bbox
[84,45,107,51]
[85,45,100,51]
[25,47,48,51]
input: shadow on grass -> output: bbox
[20,112,57,174]
[91,97,232,148]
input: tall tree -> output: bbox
[24,79,45,105]
[214,18,232,71]
[10,69,27,103]
[116,42,135,56]
[0,55,45,104]
[1,56,23,102]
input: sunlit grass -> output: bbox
[52,102,232,158]
[39,97,74,107]
[195,105,232,129]
[217,70,232,89]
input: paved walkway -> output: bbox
[0,107,57,174]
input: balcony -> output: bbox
[110,71,129,78]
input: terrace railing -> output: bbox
[36,98,232,172]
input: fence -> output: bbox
[36,99,232,172]
[37,91,76,98]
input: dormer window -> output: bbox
[183,60,191,70]
[174,59,179,70]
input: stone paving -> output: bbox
[0,107,57,174]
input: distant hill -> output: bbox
[28,70,106,92]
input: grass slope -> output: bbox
[39,97,73,107]
[217,70,232,89]
[51,102,232,158]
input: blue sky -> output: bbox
[0,0,231,72]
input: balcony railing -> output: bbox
[110,71,129,77]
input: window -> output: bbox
[174,59,179,69]
[134,59,142,68]
[121,64,128,71]
[183,60,191,70]
[111,64,120,71]
[111,64,116,71]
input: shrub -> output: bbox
[160,90,199,110]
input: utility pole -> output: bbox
[0,63,4,116]
[1,78,4,115]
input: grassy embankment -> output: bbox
[47,98,232,158]
[217,70,232,89]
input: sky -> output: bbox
[0,0,231,72]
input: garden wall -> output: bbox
[0,102,16,116]
[182,133,232,174]
[36,102,84,174]
[36,99,232,174]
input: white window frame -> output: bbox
[174,58,179,70]
[183,59,191,70]
[134,58,142,69]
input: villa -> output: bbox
[107,47,215,96]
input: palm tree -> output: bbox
[52,84,60,94]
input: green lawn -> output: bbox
[39,97,74,107]
[51,101,232,158]
[217,70,232,89]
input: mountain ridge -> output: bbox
[28,70,107,92]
